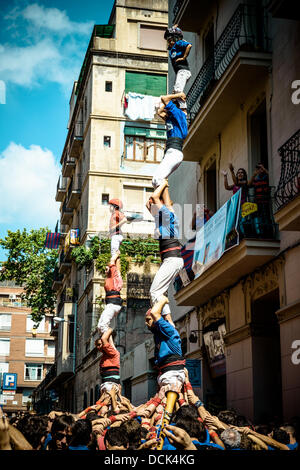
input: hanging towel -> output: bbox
[125,92,161,121]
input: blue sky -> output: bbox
[0,0,115,261]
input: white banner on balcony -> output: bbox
[192,190,241,279]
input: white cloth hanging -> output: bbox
[125,92,161,121]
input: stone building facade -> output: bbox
[35,0,168,413]
[121,0,300,420]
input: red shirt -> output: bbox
[109,210,125,235]
[104,263,123,293]
[100,343,120,370]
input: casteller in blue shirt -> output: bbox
[165,101,188,140]
[169,39,192,74]
[153,317,183,366]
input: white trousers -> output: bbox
[110,234,123,255]
[150,257,184,316]
[97,303,122,335]
[173,69,191,109]
[157,369,185,389]
[152,148,183,188]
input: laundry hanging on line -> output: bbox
[124,92,162,121]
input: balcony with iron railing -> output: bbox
[62,156,76,178]
[174,189,280,307]
[183,3,272,160]
[52,267,64,292]
[55,176,68,202]
[61,199,73,226]
[58,250,72,275]
[274,129,300,231]
[68,121,83,159]
[173,0,211,33]
[66,175,82,209]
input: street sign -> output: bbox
[2,390,15,395]
[2,373,17,391]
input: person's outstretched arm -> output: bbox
[0,410,11,450]
[150,295,169,323]
[152,179,169,205]
[222,170,233,191]
[161,92,186,107]
[229,163,238,185]
[101,327,113,346]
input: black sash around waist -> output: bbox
[165,137,184,152]
[159,238,182,261]
[156,354,186,374]
[105,290,122,306]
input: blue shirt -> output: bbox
[153,317,182,365]
[169,39,192,73]
[155,205,179,240]
[165,101,188,140]
[287,442,298,450]
[68,445,90,451]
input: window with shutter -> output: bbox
[125,72,167,96]
[0,339,10,355]
[0,314,11,331]
[140,25,165,51]
[25,339,44,357]
[124,186,144,212]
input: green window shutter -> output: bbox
[125,72,167,96]
[124,126,166,140]
[94,25,115,38]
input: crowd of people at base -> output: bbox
[0,374,299,452]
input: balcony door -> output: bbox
[249,99,268,175]
[251,288,282,423]
[205,159,217,214]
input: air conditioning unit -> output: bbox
[9,294,17,301]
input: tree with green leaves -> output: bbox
[0,228,58,326]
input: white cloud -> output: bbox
[21,3,93,36]
[1,3,94,91]
[0,142,60,227]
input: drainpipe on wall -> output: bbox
[73,302,77,374]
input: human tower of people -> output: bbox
[0,26,298,452]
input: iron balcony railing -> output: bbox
[53,267,63,283]
[186,3,270,125]
[70,121,83,142]
[274,129,300,211]
[56,176,68,193]
[67,175,82,201]
[173,187,278,294]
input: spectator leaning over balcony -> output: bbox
[248,163,272,237]
[152,93,188,189]
[164,25,192,109]
[97,250,123,336]
[146,179,183,324]
[108,198,127,255]
[95,328,120,396]
[222,163,248,204]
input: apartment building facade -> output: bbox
[164,0,300,421]
[0,282,55,415]
[119,0,300,419]
[34,0,168,413]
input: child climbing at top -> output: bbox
[164,24,192,110]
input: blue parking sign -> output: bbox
[3,373,17,390]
